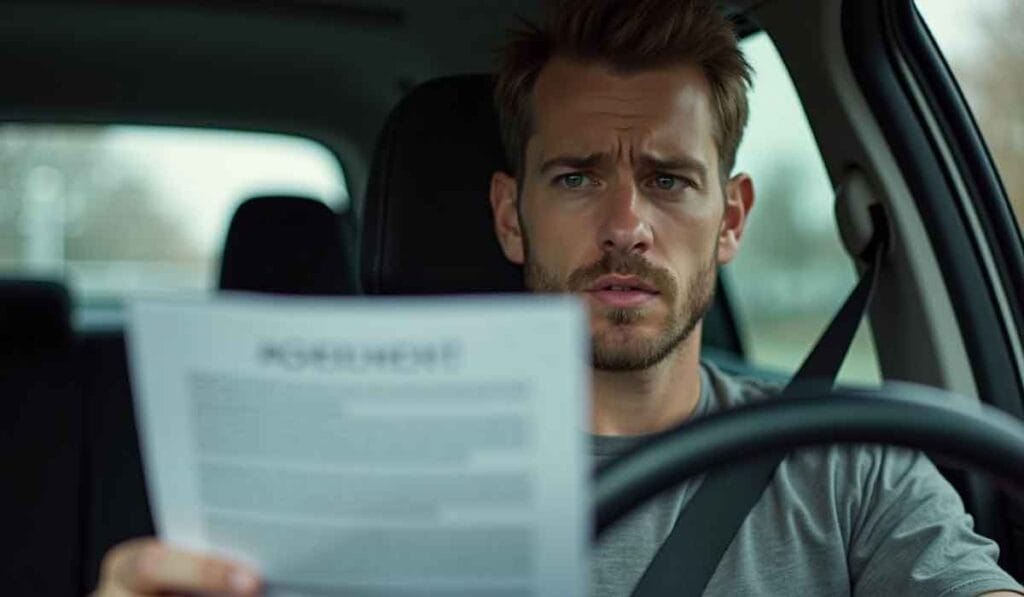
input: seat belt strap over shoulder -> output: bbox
[630,205,889,597]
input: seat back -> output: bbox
[0,279,84,596]
[77,329,155,592]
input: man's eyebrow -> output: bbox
[538,152,710,182]
[641,155,709,183]
[538,153,605,174]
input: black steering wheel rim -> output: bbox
[593,382,1024,537]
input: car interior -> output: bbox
[1,0,1023,594]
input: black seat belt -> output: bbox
[630,206,888,597]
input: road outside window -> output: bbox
[0,125,348,312]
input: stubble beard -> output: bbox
[523,235,718,372]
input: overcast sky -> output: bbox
[915,0,1006,56]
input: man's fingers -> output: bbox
[103,538,261,596]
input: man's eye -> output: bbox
[557,173,590,189]
[651,174,686,191]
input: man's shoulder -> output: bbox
[699,358,899,480]
[700,357,785,413]
[700,358,905,463]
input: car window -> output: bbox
[0,124,348,310]
[725,32,881,385]
[914,0,1024,234]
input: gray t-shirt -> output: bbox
[591,361,1024,596]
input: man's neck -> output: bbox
[589,328,704,436]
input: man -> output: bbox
[95,0,1024,595]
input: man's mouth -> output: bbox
[585,274,660,308]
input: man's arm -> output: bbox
[846,446,1023,596]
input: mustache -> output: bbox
[566,251,676,297]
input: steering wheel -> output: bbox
[594,382,1024,535]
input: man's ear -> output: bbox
[717,172,755,265]
[490,171,525,265]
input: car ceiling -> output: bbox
[0,0,768,202]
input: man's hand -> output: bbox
[92,537,262,596]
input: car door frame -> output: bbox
[841,0,1024,575]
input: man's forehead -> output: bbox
[528,57,718,169]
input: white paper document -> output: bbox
[127,294,589,597]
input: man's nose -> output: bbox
[598,179,653,253]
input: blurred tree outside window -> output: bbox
[915,0,1024,235]
[0,125,348,310]
[726,32,880,385]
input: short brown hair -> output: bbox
[495,0,752,180]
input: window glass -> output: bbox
[0,124,347,307]
[914,0,1024,233]
[725,32,880,384]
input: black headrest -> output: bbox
[0,279,72,357]
[219,195,358,295]
[362,75,524,294]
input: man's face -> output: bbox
[491,58,752,371]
